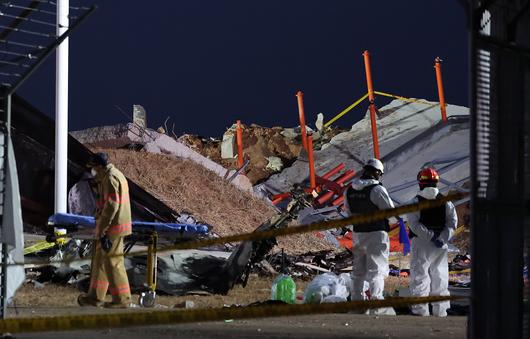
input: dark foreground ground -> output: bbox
[10,310,466,339]
[11,275,466,338]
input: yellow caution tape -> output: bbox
[449,268,471,275]
[324,90,442,128]
[373,91,439,107]
[0,295,460,333]
[324,93,369,128]
[141,192,467,257]
[23,241,56,256]
[24,236,71,256]
[9,192,467,267]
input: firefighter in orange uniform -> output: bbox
[78,152,133,308]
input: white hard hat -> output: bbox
[364,158,384,174]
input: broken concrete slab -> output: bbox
[221,131,236,159]
[72,124,253,194]
[70,123,156,148]
[263,99,469,194]
[144,134,254,193]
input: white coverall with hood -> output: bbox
[407,187,458,317]
[344,178,395,311]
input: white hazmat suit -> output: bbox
[344,178,395,315]
[407,187,457,317]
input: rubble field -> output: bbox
[99,148,334,254]
[13,275,408,309]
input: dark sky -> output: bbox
[19,0,469,137]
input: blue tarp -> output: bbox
[48,213,209,236]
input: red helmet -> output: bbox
[417,168,440,184]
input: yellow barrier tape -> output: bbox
[374,91,439,107]
[449,268,471,275]
[23,241,56,256]
[453,226,467,238]
[0,295,460,333]
[324,93,369,128]
[12,192,467,267]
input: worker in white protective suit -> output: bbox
[344,158,396,315]
[407,167,458,317]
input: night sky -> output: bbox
[19,1,469,137]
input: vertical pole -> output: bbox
[362,50,380,159]
[236,120,244,169]
[55,0,69,214]
[296,91,308,151]
[0,93,10,319]
[307,134,316,190]
[434,57,447,122]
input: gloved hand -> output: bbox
[100,234,113,253]
[431,233,444,248]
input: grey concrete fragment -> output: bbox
[71,123,156,148]
[265,156,283,172]
[221,132,236,159]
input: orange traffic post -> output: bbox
[236,120,244,169]
[434,57,447,122]
[362,50,380,159]
[296,91,308,151]
[321,163,346,180]
[307,134,316,190]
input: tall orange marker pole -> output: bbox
[307,134,316,190]
[434,57,447,122]
[236,120,244,169]
[296,91,308,151]
[362,50,380,159]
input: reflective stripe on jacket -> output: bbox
[95,164,132,237]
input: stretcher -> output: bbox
[47,213,209,239]
[45,212,210,307]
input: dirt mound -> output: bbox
[101,149,333,254]
[178,124,345,185]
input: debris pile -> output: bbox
[177,123,345,185]
[257,250,353,279]
[21,95,473,302]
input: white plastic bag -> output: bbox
[303,273,351,304]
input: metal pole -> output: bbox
[236,120,244,170]
[434,57,448,122]
[307,135,316,190]
[362,50,380,159]
[296,91,308,151]
[55,0,69,214]
[0,244,6,319]
[0,93,10,319]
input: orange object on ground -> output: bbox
[321,163,345,180]
[337,231,353,249]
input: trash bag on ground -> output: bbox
[303,272,351,304]
[271,274,296,304]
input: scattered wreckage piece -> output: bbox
[258,249,353,279]
[47,212,210,307]
[27,185,314,298]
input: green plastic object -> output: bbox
[271,274,296,304]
